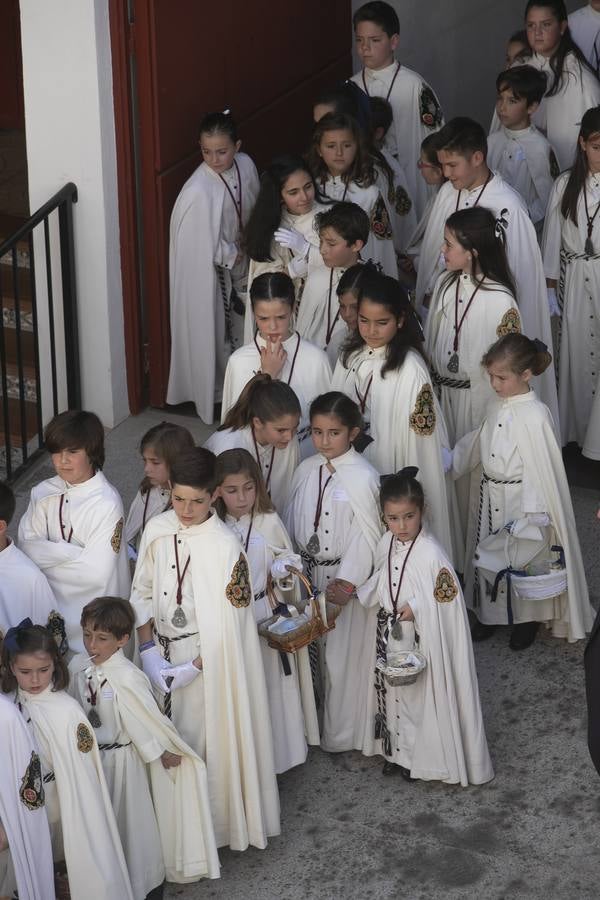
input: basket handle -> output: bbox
[286,566,324,624]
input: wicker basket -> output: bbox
[376,650,427,686]
[257,567,341,653]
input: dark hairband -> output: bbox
[397,466,419,479]
[3,617,33,654]
[532,338,548,353]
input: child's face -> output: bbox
[311,413,359,461]
[11,651,54,694]
[358,298,402,349]
[82,624,129,665]
[319,226,362,269]
[525,7,566,57]
[199,132,241,174]
[252,413,299,450]
[338,290,359,331]
[217,472,257,519]
[487,359,531,398]
[496,87,534,131]
[383,498,422,542]
[281,170,315,216]
[580,132,600,174]
[418,155,444,186]
[318,129,357,178]
[51,447,94,485]
[253,299,293,343]
[437,150,485,192]
[506,39,529,67]
[313,102,336,123]
[441,227,472,273]
[354,21,399,70]
[171,483,215,527]
[142,446,170,488]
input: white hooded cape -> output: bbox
[0,539,57,632]
[486,125,558,225]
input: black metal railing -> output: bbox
[0,182,79,481]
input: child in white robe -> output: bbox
[70,597,219,894]
[285,392,383,752]
[1,622,133,900]
[351,1,444,219]
[506,29,532,67]
[401,133,446,280]
[223,272,331,459]
[214,449,319,772]
[542,106,600,450]
[0,481,57,635]
[331,269,457,563]
[307,112,398,277]
[166,111,259,424]
[356,469,494,786]
[568,2,600,74]
[0,692,55,900]
[453,334,594,650]
[125,422,195,559]
[131,447,280,852]
[18,411,130,656]
[327,263,376,367]
[206,374,300,513]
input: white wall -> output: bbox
[19,0,128,428]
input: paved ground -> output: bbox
[10,409,600,900]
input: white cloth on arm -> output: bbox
[487,125,558,225]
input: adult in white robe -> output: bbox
[0,539,57,632]
[569,3,600,74]
[18,471,130,655]
[487,125,559,228]
[285,447,383,752]
[131,509,280,851]
[543,170,600,448]
[125,484,171,555]
[205,427,299,514]
[453,390,594,641]
[357,530,494,786]
[166,153,259,423]
[415,172,559,425]
[351,62,444,218]
[223,510,319,772]
[69,649,219,890]
[0,694,55,900]
[16,685,133,900]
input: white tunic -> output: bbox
[125,485,171,552]
[405,188,440,271]
[376,149,418,254]
[295,263,348,353]
[351,62,444,218]
[18,471,131,655]
[285,447,383,752]
[542,171,600,447]
[166,153,260,423]
[487,125,558,225]
[224,510,319,773]
[0,539,56,631]
[569,4,600,73]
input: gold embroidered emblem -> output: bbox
[111,517,124,554]
[409,384,436,436]
[549,149,560,180]
[419,84,443,129]
[20,751,44,810]
[46,609,68,656]
[434,567,458,603]
[496,307,521,337]
[370,194,393,240]
[393,185,412,216]
[76,722,94,753]
[226,553,251,608]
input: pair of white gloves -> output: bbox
[141,646,200,694]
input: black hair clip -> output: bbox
[3,617,33,653]
[532,338,548,353]
[397,466,419,479]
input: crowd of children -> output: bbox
[1,2,599,897]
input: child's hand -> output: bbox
[398,603,415,622]
[161,751,182,769]
[325,579,355,606]
[260,339,287,379]
[161,660,201,691]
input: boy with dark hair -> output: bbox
[18,410,130,654]
[415,116,559,424]
[488,66,559,230]
[130,447,280,852]
[351,0,443,219]
[69,595,220,894]
[296,201,368,357]
[0,480,58,636]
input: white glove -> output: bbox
[274,227,310,256]
[287,253,310,279]
[161,660,201,691]
[441,446,454,473]
[141,645,172,693]
[526,512,551,527]
[127,542,138,562]
[271,553,303,580]
[547,287,560,317]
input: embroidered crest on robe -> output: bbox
[19,751,44,809]
[76,722,94,753]
[434,567,458,603]
[111,517,124,554]
[496,307,522,337]
[226,553,252,608]
[370,194,393,240]
[419,85,443,128]
[409,384,436,435]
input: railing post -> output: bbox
[58,186,80,409]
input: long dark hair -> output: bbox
[213,448,274,518]
[341,271,426,378]
[249,271,296,310]
[441,208,517,299]
[524,1,597,97]
[560,106,600,224]
[243,155,322,261]
[307,112,377,189]
[1,623,69,693]
[138,422,195,495]
[219,374,301,431]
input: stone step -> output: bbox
[0,361,37,402]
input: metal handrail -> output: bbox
[0,183,78,256]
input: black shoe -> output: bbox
[398,765,416,783]
[471,621,497,642]
[509,621,539,651]
[382,760,401,776]
[145,882,165,900]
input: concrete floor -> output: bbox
[9,409,600,900]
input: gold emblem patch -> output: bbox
[496,308,521,337]
[76,722,94,753]
[419,84,443,129]
[226,553,251,608]
[46,609,68,656]
[370,194,393,240]
[111,517,124,554]
[409,384,436,436]
[20,751,44,810]
[393,185,412,216]
[434,568,458,603]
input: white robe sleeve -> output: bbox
[541,176,567,281]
